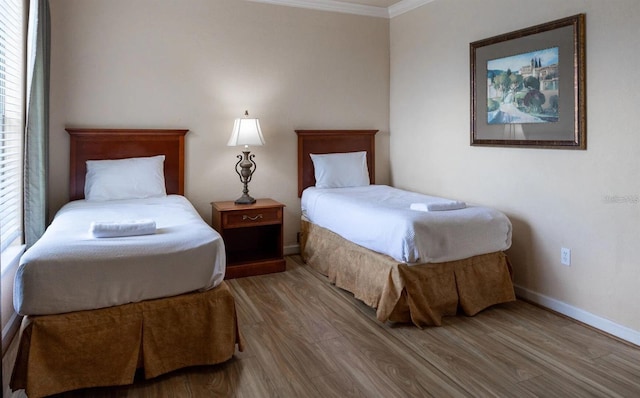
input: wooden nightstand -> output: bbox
[211,198,286,279]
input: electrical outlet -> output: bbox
[561,247,571,266]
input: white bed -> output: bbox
[302,185,512,264]
[10,128,242,398]
[15,195,225,316]
[296,129,516,327]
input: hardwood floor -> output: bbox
[4,255,640,397]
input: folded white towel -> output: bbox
[410,201,467,212]
[90,219,157,238]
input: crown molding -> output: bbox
[388,0,434,18]
[246,0,388,18]
[246,0,434,18]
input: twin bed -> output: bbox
[296,130,516,327]
[11,129,242,398]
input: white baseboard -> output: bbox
[514,284,640,347]
[284,244,300,256]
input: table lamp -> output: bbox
[227,110,265,204]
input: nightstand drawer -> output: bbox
[222,207,281,228]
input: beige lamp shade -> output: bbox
[227,110,265,147]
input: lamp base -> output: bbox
[233,149,257,205]
[234,194,256,205]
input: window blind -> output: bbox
[0,0,24,251]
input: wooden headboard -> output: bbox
[67,128,189,201]
[295,130,378,197]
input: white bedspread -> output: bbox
[14,195,225,316]
[301,185,512,264]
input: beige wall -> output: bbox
[391,0,640,334]
[48,0,390,249]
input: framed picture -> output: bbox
[470,14,586,149]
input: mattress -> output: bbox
[301,185,512,263]
[14,195,226,316]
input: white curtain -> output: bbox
[24,0,50,248]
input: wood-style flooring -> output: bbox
[4,255,640,397]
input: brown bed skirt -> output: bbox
[10,281,243,398]
[301,219,515,327]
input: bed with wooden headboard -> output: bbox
[67,128,187,200]
[296,129,377,196]
[296,129,515,327]
[11,129,242,398]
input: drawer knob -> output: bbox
[242,214,263,221]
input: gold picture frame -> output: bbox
[470,14,586,149]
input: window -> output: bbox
[0,0,24,253]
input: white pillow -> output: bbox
[310,151,370,189]
[84,155,167,201]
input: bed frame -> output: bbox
[67,128,187,200]
[11,128,243,398]
[296,129,377,197]
[296,130,515,327]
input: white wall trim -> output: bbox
[246,0,433,18]
[246,0,389,18]
[515,284,640,347]
[388,0,434,18]
[284,243,300,256]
